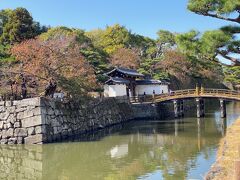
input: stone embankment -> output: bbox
[206,118,240,180]
[0,97,161,144]
[0,98,43,144]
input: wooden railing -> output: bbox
[130,88,240,103]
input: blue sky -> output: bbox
[0,0,235,39]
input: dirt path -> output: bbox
[206,118,240,180]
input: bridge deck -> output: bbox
[130,89,240,104]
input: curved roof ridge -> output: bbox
[106,67,144,77]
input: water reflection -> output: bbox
[109,144,128,159]
[0,102,239,180]
[0,145,42,179]
[220,118,227,136]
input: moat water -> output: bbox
[0,101,240,180]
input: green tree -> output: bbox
[40,26,89,44]
[129,34,156,57]
[176,29,232,65]
[0,9,13,36]
[80,47,109,83]
[224,66,240,86]
[175,30,201,56]
[0,8,36,44]
[138,30,176,80]
[156,30,176,57]
[0,8,47,63]
[85,29,105,49]
[87,24,132,54]
[187,0,240,66]
[188,0,240,23]
[175,31,224,84]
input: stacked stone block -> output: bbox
[0,98,44,144]
[0,97,159,144]
[40,97,135,143]
[0,97,137,144]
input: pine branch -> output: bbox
[218,50,240,66]
[196,11,240,24]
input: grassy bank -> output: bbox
[206,118,240,180]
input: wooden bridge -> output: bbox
[130,88,240,118]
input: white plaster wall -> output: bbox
[104,85,110,97]
[104,84,127,97]
[161,85,169,93]
[135,85,169,95]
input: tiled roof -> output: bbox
[136,79,170,85]
[106,67,144,77]
[105,77,130,85]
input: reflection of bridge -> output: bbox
[131,88,240,118]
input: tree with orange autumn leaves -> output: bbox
[156,50,223,88]
[10,36,97,97]
[110,48,140,69]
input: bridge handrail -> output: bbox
[204,89,239,94]
[130,88,240,103]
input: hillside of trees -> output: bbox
[0,3,239,98]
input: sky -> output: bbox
[0,0,236,39]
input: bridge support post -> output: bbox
[196,98,205,118]
[220,99,226,118]
[173,100,184,118]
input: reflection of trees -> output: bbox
[42,136,131,180]
[103,117,223,180]
[41,116,222,180]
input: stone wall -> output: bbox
[131,104,159,119]
[40,97,135,143]
[0,97,160,144]
[0,96,199,144]
[0,98,43,144]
